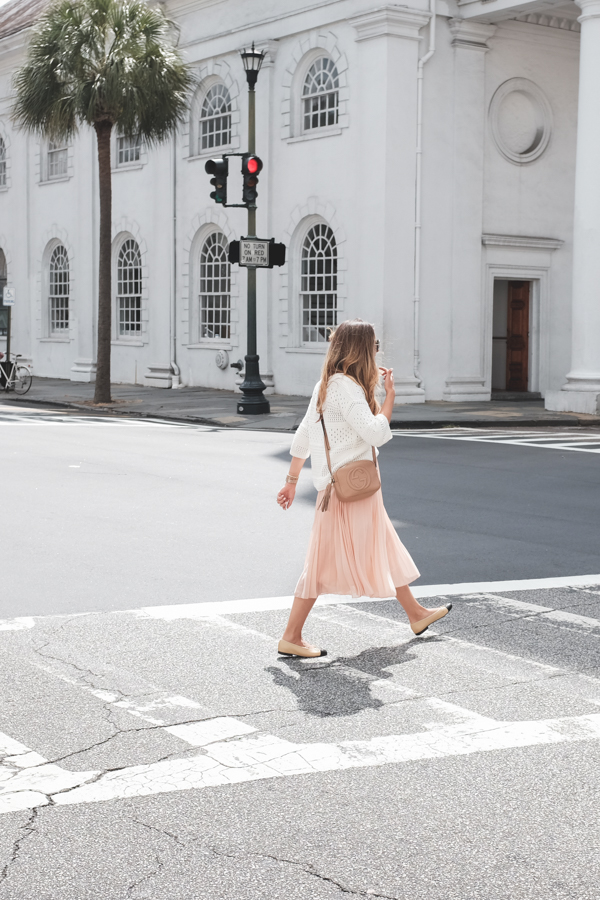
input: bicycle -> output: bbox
[0,352,33,395]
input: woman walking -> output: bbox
[276,319,451,658]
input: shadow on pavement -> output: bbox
[266,640,441,717]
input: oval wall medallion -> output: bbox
[489,78,553,165]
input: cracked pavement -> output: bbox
[0,409,599,898]
[1,585,600,899]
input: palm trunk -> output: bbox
[94,121,113,404]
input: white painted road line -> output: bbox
[1,575,598,631]
[132,575,600,620]
[467,593,600,630]
[392,428,600,453]
[0,617,35,632]
[3,711,600,814]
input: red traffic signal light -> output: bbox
[241,154,263,206]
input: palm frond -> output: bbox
[12,0,194,143]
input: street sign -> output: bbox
[229,239,286,268]
[239,239,270,267]
[3,287,15,306]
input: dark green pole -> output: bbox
[6,306,10,367]
[237,77,269,415]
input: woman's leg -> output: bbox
[281,596,318,646]
[396,584,439,625]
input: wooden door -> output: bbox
[506,281,530,392]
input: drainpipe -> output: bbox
[413,0,436,386]
[171,130,182,388]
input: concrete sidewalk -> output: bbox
[4,376,600,430]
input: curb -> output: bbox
[5,395,599,431]
[388,417,599,429]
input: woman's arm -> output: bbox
[338,370,395,445]
[379,367,395,423]
[277,456,306,510]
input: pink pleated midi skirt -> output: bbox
[294,488,420,600]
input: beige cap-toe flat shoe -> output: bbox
[410,603,453,636]
[277,639,327,658]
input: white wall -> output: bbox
[0,0,582,400]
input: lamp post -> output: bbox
[238,43,270,415]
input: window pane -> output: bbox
[48,142,68,179]
[300,224,338,343]
[199,232,231,339]
[117,239,142,335]
[302,58,339,132]
[49,245,69,332]
[117,135,141,165]
[200,84,232,153]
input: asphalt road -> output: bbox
[1,405,599,618]
[1,405,599,900]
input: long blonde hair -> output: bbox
[316,319,380,417]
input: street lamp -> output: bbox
[240,43,264,89]
[237,43,270,415]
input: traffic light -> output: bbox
[205,157,229,204]
[241,154,263,206]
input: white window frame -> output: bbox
[300,223,338,346]
[116,239,142,338]
[198,231,231,341]
[301,57,339,134]
[47,140,68,180]
[116,133,142,166]
[199,83,232,154]
[48,244,70,334]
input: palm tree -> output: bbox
[12,0,193,403]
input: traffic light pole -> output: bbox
[237,82,270,415]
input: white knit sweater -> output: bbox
[290,374,392,491]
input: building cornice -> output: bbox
[350,6,430,41]
[482,233,564,250]
[514,11,580,32]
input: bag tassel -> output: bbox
[319,480,333,512]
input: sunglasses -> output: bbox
[375,340,380,352]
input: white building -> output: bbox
[1,0,599,413]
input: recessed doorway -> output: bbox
[492,279,533,394]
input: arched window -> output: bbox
[0,138,6,187]
[49,245,69,333]
[302,58,339,132]
[301,224,337,344]
[199,84,232,153]
[0,249,7,337]
[48,140,67,179]
[117,239,142,336]
[199,232,230,340]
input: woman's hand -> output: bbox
[277,483,296,510]
[379,367,395,396]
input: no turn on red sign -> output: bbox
[239,240,270,267]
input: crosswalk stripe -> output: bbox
[392,427,600,453]
[3,710,600,814]
[1,575,598,632]
[2,580,600,815]
[462,593,600,630]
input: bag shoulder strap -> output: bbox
[320,416,376,478]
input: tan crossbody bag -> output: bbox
[318,417,381,512]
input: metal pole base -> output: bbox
[237,354,270,415]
